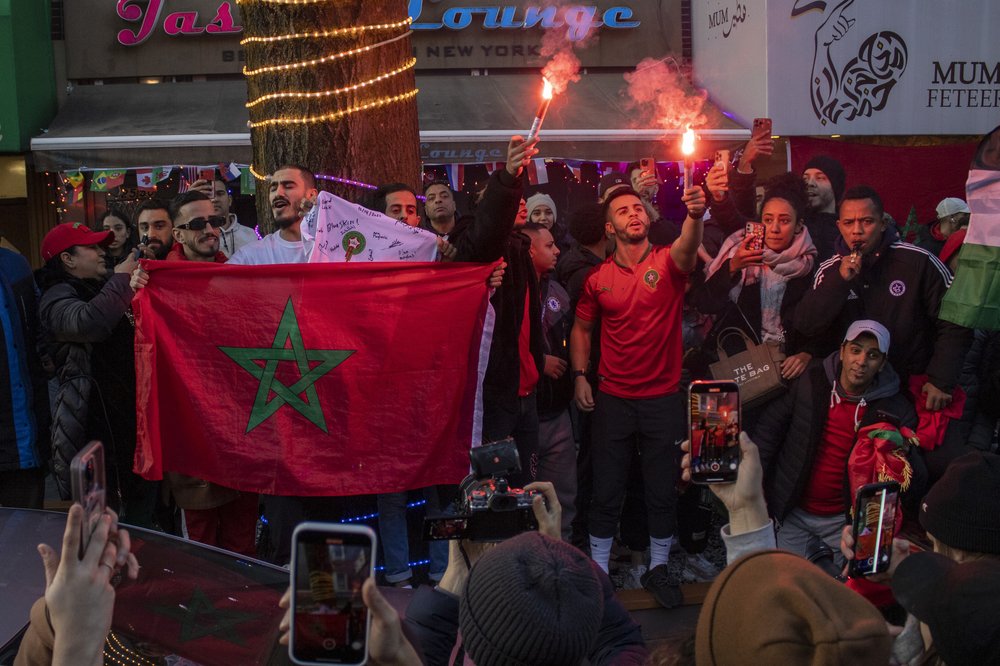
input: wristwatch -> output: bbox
[572,370,587,379]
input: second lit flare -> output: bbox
[527,78,554,141]
[682,128,696,189]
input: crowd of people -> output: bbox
[3,129,1000,665]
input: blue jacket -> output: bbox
[0,249,50,471]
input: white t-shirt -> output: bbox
[227,231,314,265]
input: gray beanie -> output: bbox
[460,532,603,666]
[526,193,558,228]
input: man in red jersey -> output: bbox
[569,184,705,604]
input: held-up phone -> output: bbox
[688,381,741,484]
[752,117,772,140]
[70,441,106,559]
[134,234,149,260]
[848,482,901,578]
[198,168,216,183]
[640,157,660,182]
[745,222,765,252]
[290,523,376,665]
[714,149,730,171]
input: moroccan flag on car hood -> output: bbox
[133,261,494,495]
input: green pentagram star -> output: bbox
[220,298,354,433]
[151,588,258,646]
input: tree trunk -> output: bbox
[240,0,419,233]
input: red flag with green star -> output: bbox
[133,261,495,495]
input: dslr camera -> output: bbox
[423,438,539,542]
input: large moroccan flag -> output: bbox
[940,124,1000,330]
[133,261,494,495]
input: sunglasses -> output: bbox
[175,216,225,231]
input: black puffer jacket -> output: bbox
[942,329,1000,452]
[753,354,921,522]
[38,272,134,500]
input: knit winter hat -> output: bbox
[803,155,847,202]
[526,193,558,228]
[460,531,603,666]
[696,550,891,666]
[919,449,1000,554]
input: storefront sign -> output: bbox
[693,0,999,135]
[408,0,640,42]
[116,0,241,46]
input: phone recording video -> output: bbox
[848,482,900,578]
[745,222,765,252]
[70,441,106,559]
[689,381,741,484]
[290,523,375,666]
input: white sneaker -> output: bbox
[683,553,720,582]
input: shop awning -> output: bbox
[30,75,749,171]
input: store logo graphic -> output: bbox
[799,0,908,126]
[707,2,748,39]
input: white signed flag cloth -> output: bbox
[302,191,439,263]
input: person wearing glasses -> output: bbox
[795,186,971,418]
[129,190,258,555]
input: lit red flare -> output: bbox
[682,128,696,189]
[528,78,554,141]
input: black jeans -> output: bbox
[482,389,540,488]
[589,390,685,540]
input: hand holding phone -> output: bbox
[688,381,741,484]
[70,441,106,560]
[752,117,772,140]
[745,222,765,252]
[290,523,376,665]
[847,482,900,578]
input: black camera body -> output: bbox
[456,439,539,542]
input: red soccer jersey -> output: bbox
[800,399,867,516]
[575,245,688,399]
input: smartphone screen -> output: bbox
[70,441,106,559]
[290,523,375,665]
[752,117,772,140]
[848,482,900,578]
[745,222,765,252]
[689,381,741,483]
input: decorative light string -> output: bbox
[247,87,418,128]
[245,58,416,109]
[238,0,342,4]
[240,17,412,44]
[243,31,411,77]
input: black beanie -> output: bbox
[920,450,1000,554]
[460,532,604,666]
[803,155,847,202]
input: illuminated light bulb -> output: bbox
[246,58,416,108]
[243,31,411,77]
[240,17,412,44]
[247,88,419,128]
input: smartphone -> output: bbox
[639,157,660,183]
[745,222,765,252]
[290,523,375,665]
[752,117,772,140]
[134,234,150,260]
[198,168,216,183]
[688,381,741,484]
[714,149,730,170]
[848,482,900,578]
[70,441,106,559]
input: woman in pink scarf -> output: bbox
[698,173,818,381]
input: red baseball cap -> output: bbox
[41,222,115,262]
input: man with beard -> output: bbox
[191,178,258,258]
[801,155,846,263]
[570,185,705,605]
[134,199,173,260]
[130,191,258,554]
[228,165,318,266]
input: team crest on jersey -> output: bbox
[546,296,561,312]
[643,268,660,289]
[889,280,906,297]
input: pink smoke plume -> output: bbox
[624,58,709,130]
[537,3,600,94]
